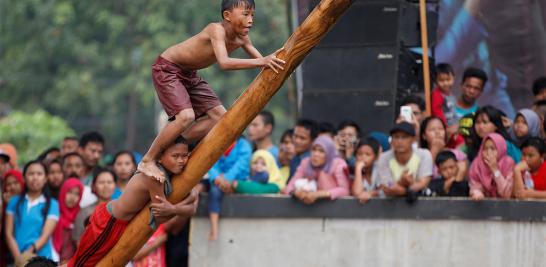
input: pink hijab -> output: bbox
[469,133,515,197]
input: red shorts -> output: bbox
[68,203,128,267]
[152,56,222,120]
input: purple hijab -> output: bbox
[305,136,338,178]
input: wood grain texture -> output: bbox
[96,0,353,265]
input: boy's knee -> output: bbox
[174,110,195,125]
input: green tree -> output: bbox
[0,0,295,154]
[0,109,76,164]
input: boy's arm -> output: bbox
[242,38,263,59]
[148,178,173,225]
[209,24,284,72]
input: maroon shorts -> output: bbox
[152,56,222,120]
[68,203,128,267]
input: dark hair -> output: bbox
[63,136,78,142]
[337,120,361,135]
[112,150,137,168]
[401,95,426,112]
[92,168,118,186]
[532,76,546,96]
[419,116,447,149]
[24,256,57,267]
[462,67,488,86]
[435,150,457,167]
[173,136,189,146]
[521,137,546,154]
[280,129,294,143]
[16,160,51,225]
[318,122,336,136]
[258,110,275,129]
[221,0,255,18]
[36,147,60,162]
[434,63,454,78]
[46,159,63,174]
[357,137,381,156]
[62,152,84,165]
[295,118,319,139]
[468,106,511,160]
[79,131,105,148]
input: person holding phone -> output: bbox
[334,121,361,174]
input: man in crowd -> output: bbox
[78,131,105,185]
[247,110,278,158]
[289,119,318,179]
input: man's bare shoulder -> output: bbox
[203,22,226,38]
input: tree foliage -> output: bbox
[0,0,294,154]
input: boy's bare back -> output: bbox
[110,172,164,221]
[162,22,253,71]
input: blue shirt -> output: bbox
[208,137,252,182]
[6,195,59,259]
[112,187,122,199]
[289,150,311,180]
[455,103,478,121]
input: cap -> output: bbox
[0,149,10,162]
[390,122,416,137]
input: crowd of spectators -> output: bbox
[1,65,546,266]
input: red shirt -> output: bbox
[532,161,546,191]
[431,87,447,125]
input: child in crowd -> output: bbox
[3,170,24,203]
[68,137,198,267]
[46,160,65,199]
[233,150,284,194]
[351,138,382,203]
[72,169,117,244]
[427,151,469,196]
[5,161,59,261]
[431,63,458,127]
[513,137,546,199]
[278,129,295,181]
[53,178,83,263]
[138,0,285,182]
[284,136,350,204]
[112,151,137,199]
[469,133,514,201]
[510,109,541,147]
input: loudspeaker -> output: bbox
[399,1,438,47]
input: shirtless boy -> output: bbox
[68,137,199,267]
[139,0,286,181]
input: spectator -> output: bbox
[247,111,278,158]
[72,169,116,244]
[45,160,65,199]
[111,151,137,199]
[513,137,546,199]
[0,149,12,179]
[278,129,295,182]
[3,170,24,204]
[468,106,521,162]
[52,178,83,262]
[78,131,105,186]
[427,151,469,196]
[335,121,361,170]
[469,133,515,201]
[510,109,541,147]
[352,138,382,203]
[62,153,96,209]
[532,76,546,101]
[284,136,350,204]
[431,63,458,127]
[0,143,18,170]
[455,67,488,120]
[132,224,168,267]
[458,113,475,155]
[60,137,79,157]
[419,116,468,181]
[377,122,433,198]
[37,148,61,165]
[398,95,426,141]
[289,119,318,179]
[207,137,251,240]
[5,160,59,261]
[318,122,336,138]
[233,150,284,194]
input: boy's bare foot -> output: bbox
[138,160,165,183]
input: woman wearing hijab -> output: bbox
[52,178,83,262]
[510,109,541,147]
[284,136,350,204]
[233,150,285,194]
[469,133,515,201]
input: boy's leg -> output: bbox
[139,109,195,182]
[182,105,226,143]
[208,184,223,241]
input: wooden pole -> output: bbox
[419,0,432,115]
[96,0,353,266]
